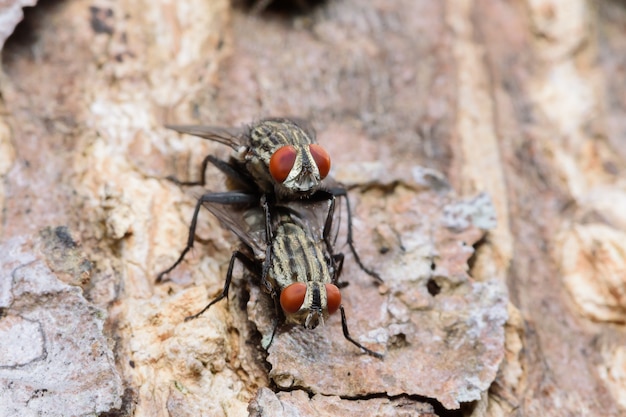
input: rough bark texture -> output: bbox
[0,0,625,416]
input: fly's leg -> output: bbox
[257,194,284,351]
[319,188,383,284]
[155,193,206,283]
[166,154,217,186]
[260,195,274,246]
[156,191,257,283]
[321,196,336,252]
[332,188,383,283]
[262,299,282,351]
[184,250,256,321]
[266,320,280,349]
[333,252,344,280]
[331,253,347,288]
[340,306,383,359]
[321,197,348,287]
[167,154,254,191]
[259,194,277,289]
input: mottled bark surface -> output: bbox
[0,0,625,416]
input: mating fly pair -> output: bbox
[158,118,382,358]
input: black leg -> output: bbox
[339,305,383,359]
[184,250,256,321]
[167,154,215,186]
[321,196,336,251]
[156,193,207,283]
[318,188,383,284]
[168,154,254,191]
[156,191,258,283]
[260,195,273,246]
[264,300,282,350]
[209,157,256,191]
[331,253,344,284]
[259,195,276,291]
[332,253,350,289]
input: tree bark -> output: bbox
[0,0,625,416]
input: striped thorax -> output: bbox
[267,220,340,329]
[246,119,331,197]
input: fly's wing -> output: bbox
[199,193,267,259]
[278,197,341,247]
[291,118,317,140]
[166,125,246,151]
[261,117,317,141]
[168,119,315,150]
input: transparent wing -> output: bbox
[262,117,317,140]
[196,189,343,265]
[277,197,341,247]
[199,192,267,258]
[166,125,246,151]
[167,119,316,150]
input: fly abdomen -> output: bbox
[269,222,328,290]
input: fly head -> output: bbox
[247,118,331,197]
[279,281,341,329]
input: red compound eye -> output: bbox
[309,144,331,179]
[269,145,297,183]
[280,283,307,314]
[325,284,341,314]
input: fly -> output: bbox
[160,118,381,283]
[166,118,328,198]
[180,190,382,358]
